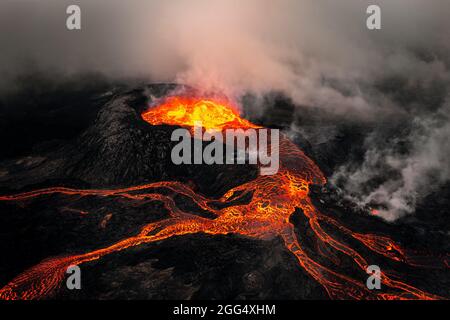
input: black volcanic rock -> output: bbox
[66,92,172,186]
[0,85,172,189]
[0,84,258,193]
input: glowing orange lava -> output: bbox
[142,96,260,131]
[0,97,446,300]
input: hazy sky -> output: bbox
[1,0,449,102]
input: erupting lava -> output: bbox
[0,97,446,300]
[142,96,260,131]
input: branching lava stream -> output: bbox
[0,96,446,300]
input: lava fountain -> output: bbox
[0,96,446,300]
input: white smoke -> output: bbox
[331,99,450,221]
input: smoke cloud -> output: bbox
[331,99,450,221]
[0,0,449,220]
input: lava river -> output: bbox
[0,96,447,300]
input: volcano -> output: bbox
[0,84,448,300]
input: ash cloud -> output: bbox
[0,0,449,220]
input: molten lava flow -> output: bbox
[142,96,260,131]
[0,97,446,300]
